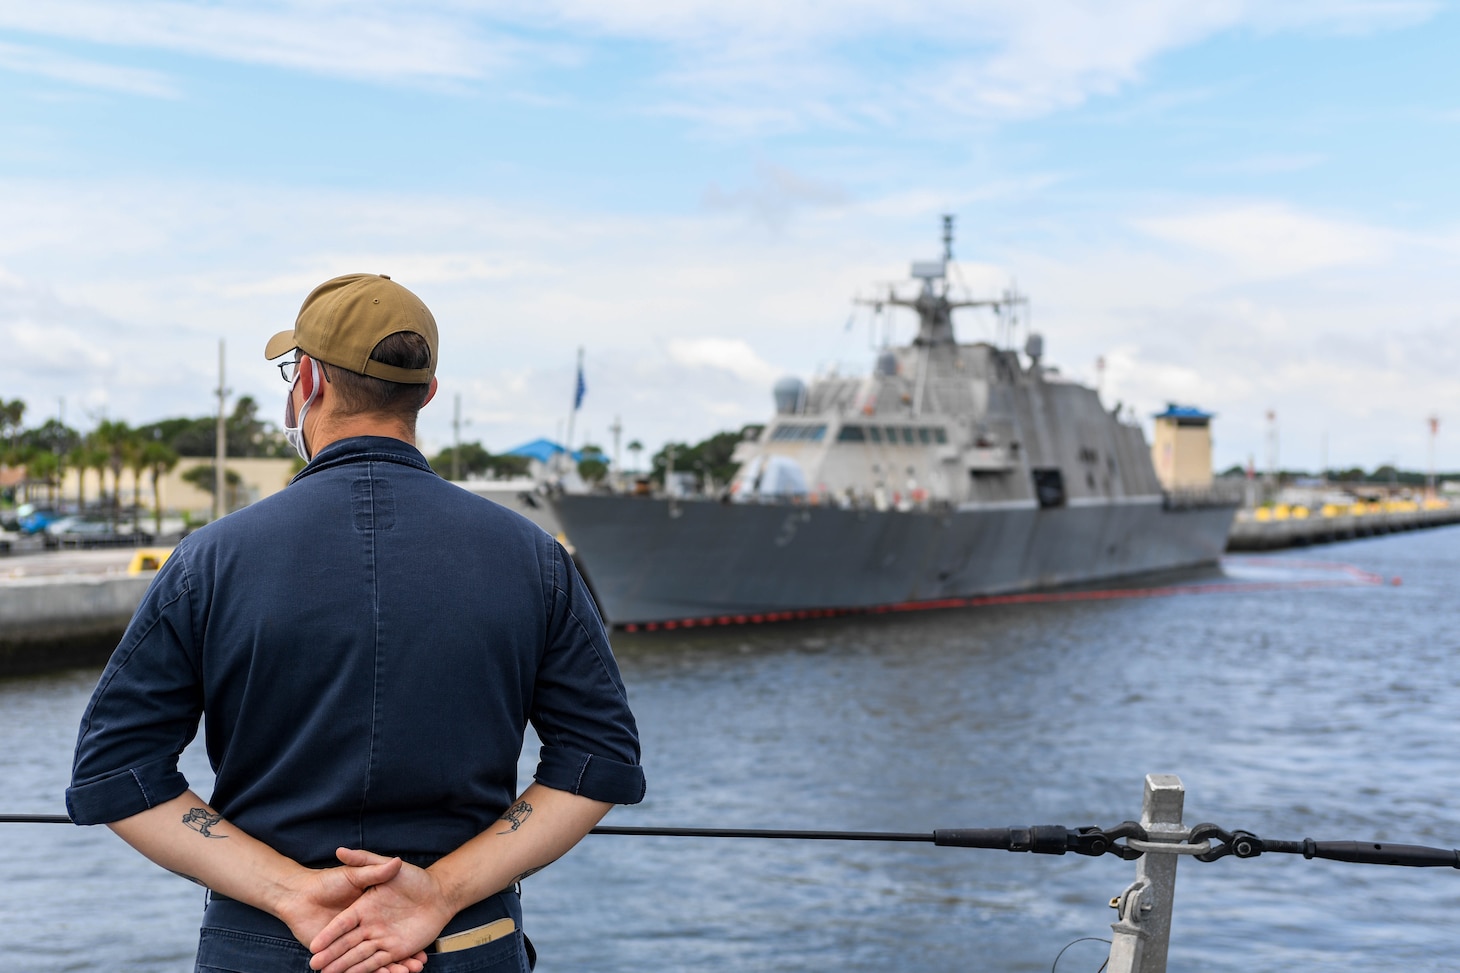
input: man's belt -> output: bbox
[428,917,517,953]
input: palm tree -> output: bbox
[25,449,58,505]
[93,420,132,528]
[627,439,644,474]
[0,398,24,452]
[85,445,109,516]
[127,435,153,531]
[68,444,104,512]
[142,441,180,536]
[50,449,68,508]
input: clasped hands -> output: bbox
[277,847,457,973]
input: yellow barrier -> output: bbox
[127,548,174,575]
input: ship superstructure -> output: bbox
[550,218,1235,626]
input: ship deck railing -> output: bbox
[5,772,1458,973]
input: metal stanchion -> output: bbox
[1106,774,1187,973]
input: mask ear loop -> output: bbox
[288,358,324,458]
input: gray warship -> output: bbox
[550,218,1237,628]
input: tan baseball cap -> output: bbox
[264,273,438,384]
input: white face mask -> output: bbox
[283,358,323,462]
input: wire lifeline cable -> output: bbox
[9,814,1460,867]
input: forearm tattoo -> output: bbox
[181,807,227,838]
[510,865,546,884]
[497,800,533,834]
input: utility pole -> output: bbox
[1427,415,1440,499]
[1264,410,1279,503]
[609,415,623,492]
[214,340,229,522]
[452,394,462,482]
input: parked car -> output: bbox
[16,504,62,535]
[43,517,154,549]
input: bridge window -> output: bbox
[769,424,828,441]
[837,425,866,442]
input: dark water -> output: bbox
[5,528,1459,971]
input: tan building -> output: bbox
[1151,404,1214,491]
[50,457,298,525]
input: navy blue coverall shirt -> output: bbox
[67,436,645,876]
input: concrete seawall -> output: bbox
[0,574,154,676]
[1227,504,1460,551]
[0,550,157,677]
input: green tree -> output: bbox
[0,398,25,451]
[68,444,105,512]
[182,464,243,516]
[577,444,608,484]
[486,453,531,479]
[138,395,289,459]
[226,395,289,457]
[25,449,60,506]
[429,441,492,479]
[141,441,180,535]
[92,420,133,527]
[21,418,81,456]
[649,428,752,490]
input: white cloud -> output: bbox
[1194,154,1328,176]
[666,337,782,387]
[0,2,531,86]
[4,319,114,372]
[0,171,1455,474]
[1134,202,1392,278]
[702,162,848,229]
[0,0,1437,129]
[0,41,179,97]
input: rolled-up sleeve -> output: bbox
[66,557,204,825]
[530,539,646,806]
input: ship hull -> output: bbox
[550,495,1236,625]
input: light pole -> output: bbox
[1427,415,1440,499]
[214,340,229,521]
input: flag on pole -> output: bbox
[573,358,586,411]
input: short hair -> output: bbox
[325,331,433,426]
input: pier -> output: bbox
[1226,498,1460,551]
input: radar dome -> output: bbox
[1024,333,1044,365]
[773,376,806,415]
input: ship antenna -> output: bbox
[942,214,955,263]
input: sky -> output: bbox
[0,0,1456,474]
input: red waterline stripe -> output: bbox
[615,560,1389,632]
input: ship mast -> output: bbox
[854,215,1024,348]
